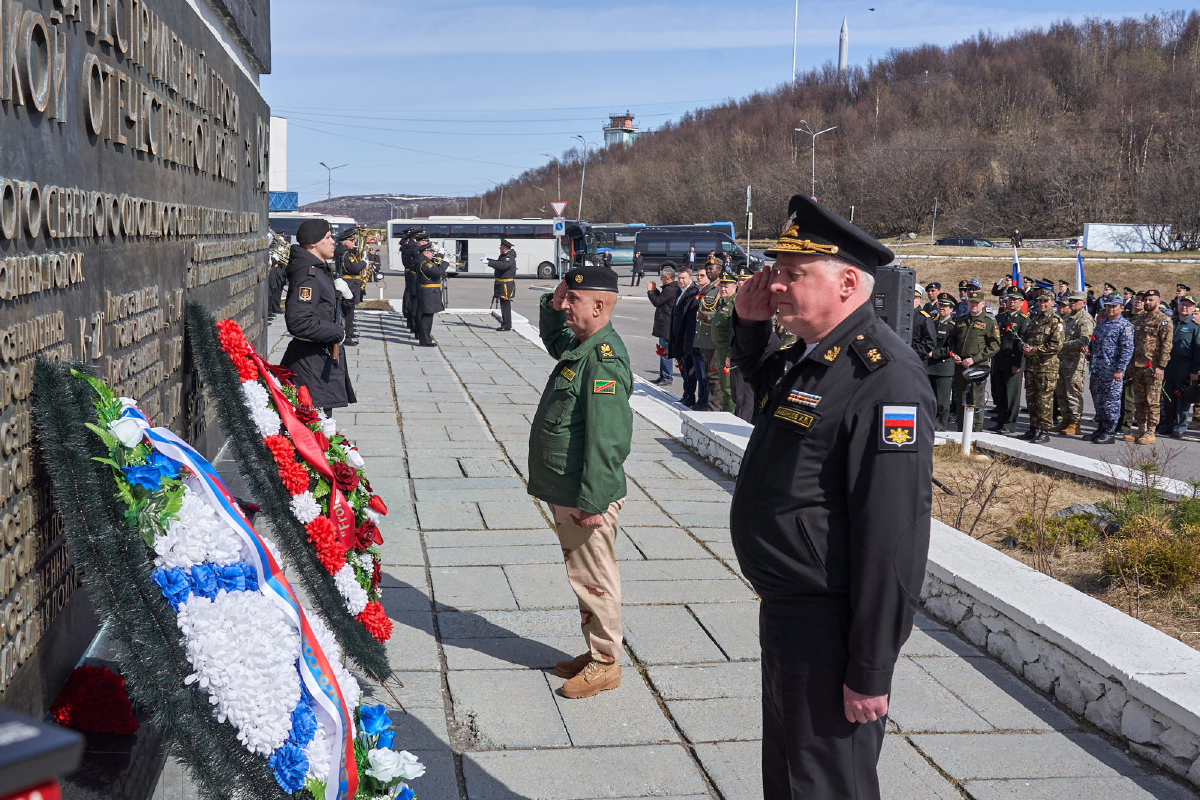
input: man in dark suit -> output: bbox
[647,268,681,384]
[669,267,701,407]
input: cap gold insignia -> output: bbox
[767,222,841,256]
[867,348,882,363]
[823,346,841,362]
[574,274,583,284]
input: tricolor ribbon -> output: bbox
[250,353,357,551]
[119,408,358,800]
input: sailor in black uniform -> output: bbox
[487,237,518,331]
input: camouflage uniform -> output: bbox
[991,307,1029,431]
[1023,307,1065,432]
[1089,314,1134,431]
[1054,307,1095,427]
[1126,306,1173,438]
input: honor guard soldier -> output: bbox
[280,219,356,414]
[334,228,365,346]
[729,195,933,800]
[1124,289,1173,444]
[951,289,1000,432]
[990,289,1030,433]
[1019,288,1064,443]
[927,293,957,430]
[486,238,518,331]
[710,271,738,413]
[1088,294,1135,443]
[1052,291,1096,435]
[402,229,427,335]
[911,287,936,365]
[414,242,446,347]
[527,262,632,700]
[1158,294,1199,439]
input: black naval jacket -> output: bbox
[280,245,356,409]
[487,248,517,301]
[729,300,934,697]
[416,254,447,314]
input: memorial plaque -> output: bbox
[0,0,271,716]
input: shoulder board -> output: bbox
[850,332,891,371]
[920,310,931,318]
[598,341,617,360]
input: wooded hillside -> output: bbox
[484,13,1200,244]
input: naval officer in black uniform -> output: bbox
[729,195,934,800]
[414,241,447,347]
[487,237,517,331]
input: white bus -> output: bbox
[386,216,594,279]
[270,212,358,243]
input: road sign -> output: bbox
[553,218,565,235]
[551,201,568,217]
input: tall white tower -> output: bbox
[838,17,849,78]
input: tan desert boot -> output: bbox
[1060,421,1080,435]
[560,660,621,699]
[1136,431,1156,445]
[554,653,593,679]
[1123,424,1144,442]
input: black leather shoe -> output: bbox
[680,397,696,406]
[1018,428,1037,441]
[1032,429,1050,444]
[1088,427,1104,441]
[343,338,359,346]
[1095,431,1115,444]
[988,424,1005,433]
[418,342,437,348]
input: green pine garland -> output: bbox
[32,360,295,800]
[184,302,391,679]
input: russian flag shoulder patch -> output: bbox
[880,404,918,450]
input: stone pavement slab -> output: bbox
[910,731,1156,779]
[551,669,680,746]
[431,566,519,611]
[448,670,570,748]
[622,605,727,664]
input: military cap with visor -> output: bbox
[1179,295,1197,306]
[1104,282,1117,292]
[718,271,738,285]
[936,292,956,306]
[335,227,359,242]
[927,281,941,290]
[564,264,619,293]
[965,278,982,289]
[1003,289,1024,301]
[1178,283,1191,291]
[500,238,514,248]
[1033,288,1055,301]
[1067,291,1087,302]
[763,195,893,274]
[296,219,331,246]
[965,289,986,302]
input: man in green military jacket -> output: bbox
[528,262,633,700]
[710,271,738,413]
[928,293,957,430]
[951,289,1000,431]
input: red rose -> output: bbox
[371,559,382,589]
[332,462,359,492]
[355,521,383,549]
[297,386,313,407]
[313,430,330,452]
[368,495,388,515]
[295,405,320,424]
[50,664,138,735]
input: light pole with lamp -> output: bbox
[791,0,799,85]
[486,180,505,218]
[572,135,597,220]
[319,161,348,203]
[541,154,561,200]
[794,121,836,199]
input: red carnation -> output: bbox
[313,430,330,452]
[234,357,259,382]
[368,495,388,515]
[264,435,295,468]
[371,559,382,590]
[50,665,138,735]
[216,319,253,357]
[356,601,393,642]
[295,405,320,424]
[306,516,346,574]
[280,461,311,495]
[355,520,383,549]
[332,462,359,492]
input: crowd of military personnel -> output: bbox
[912,278,1200,445]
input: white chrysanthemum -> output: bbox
[333,564,368,616]
[290,492,321,524]
[355,552,375,572]
[305,718,331,780]
[175,592,301,756]
[153,487,243,569]
[240,380,271,413]
[345,448,365,469]
[365,509,382,526]
[251,406,281,438]
[305,614,360,706]
[320,417,337,437]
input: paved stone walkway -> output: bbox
[157,309,1198,799]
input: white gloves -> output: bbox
[334,278,353,299]
[479,256,488,264]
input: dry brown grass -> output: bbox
[931,445,1200,651]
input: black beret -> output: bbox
[1144,289,1161,298]
[564,264,618,293]
[501,238,514,248]
[296,219,331,245]
[763,195,893,274]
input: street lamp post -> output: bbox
[792,0,799,85]
[541,154,561,199]
[319,161,348,202]
[794,121,837,199]
[487,180,505,218]
[573,135,597,220]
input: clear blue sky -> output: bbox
[262,0,1152,205]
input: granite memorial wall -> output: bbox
[0,0,271,716]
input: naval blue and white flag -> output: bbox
[1075,247,1085,293]
[1011,247,1022,286]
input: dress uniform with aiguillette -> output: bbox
[280,219,356,411]
[334,229,365,346]
[413,242,446,347]
[730,196,934,800]
[487,238,518,331]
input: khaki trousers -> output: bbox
[548,500,625,663]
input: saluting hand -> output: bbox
[843,685,889,724]
[734,268,775,322]
[551,280,568,311]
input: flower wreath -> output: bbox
[74,371,423,800]
[213,319,393,644]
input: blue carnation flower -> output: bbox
[151,568,193,611]
[359,704,392,737]
[147,451,182,481]
[377,730,395,750]
[214,562,248,593]
[123,463,166,492]
[243,562,260,592]
[190,564,219,598]
[288,694,318,748]
[268,743,308,794]
[395,785,415,800]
